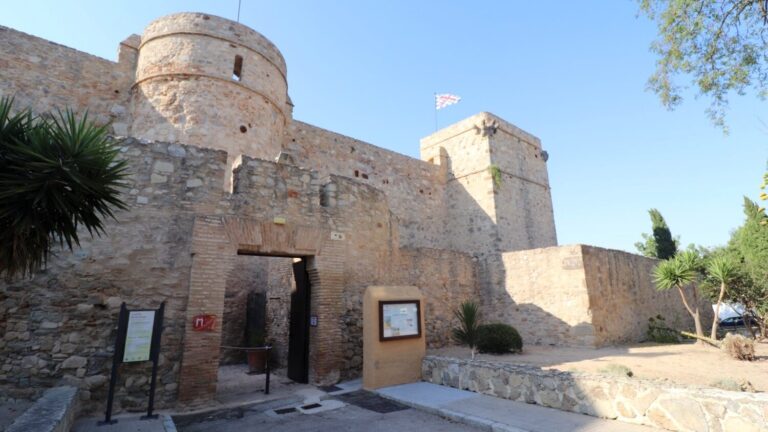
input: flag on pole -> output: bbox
[435,93,461,110]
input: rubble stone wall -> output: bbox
[286,121,447,250]
[0,25,135,135]
[423,356,768,432]
[0,138,227,412]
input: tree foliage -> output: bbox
[638,0,768,129]
[653,250,707,339]
[706,255,739,338]
[729,197,768,337]
[635,208,678,259]
[0,97,128,279]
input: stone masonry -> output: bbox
[423,356,768,432]
[0,11,703,412]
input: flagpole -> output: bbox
[433,93,438,131]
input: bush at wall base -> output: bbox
[476,323,523,354]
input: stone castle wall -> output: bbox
[286,121,448,249]
[131,13,290,188]
[0,136,479,410]
[0,12,701,413]
[498,245,712,347]
[0,25,135,135]
[0,138,228,411]
[580,245,712,345]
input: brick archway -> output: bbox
[177,216,344,403]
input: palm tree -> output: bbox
[653,251,705,341]
[0,97,128,279]
[707,256,738,339]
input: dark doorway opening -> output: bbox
[288,259,311,383]
[217,254,312,401]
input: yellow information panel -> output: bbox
[123,311,155,362]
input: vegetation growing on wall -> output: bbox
[0,97,127,279]
[488,164,502,188]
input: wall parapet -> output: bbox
[422,355,768,432]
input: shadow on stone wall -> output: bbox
[220,255,295,368]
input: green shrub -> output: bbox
[710,378,755,392]
[646,315,680,343]
[476,323,522,354]
[598,363,633,378]
[710,378,742,392]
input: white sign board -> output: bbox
[123,311,155,362]
[381,302,420,339]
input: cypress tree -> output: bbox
[636,209,677,259]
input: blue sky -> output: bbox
[3,1,766,253]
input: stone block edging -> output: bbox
[6,386,79,432]
[422,355,768,432]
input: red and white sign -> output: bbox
[192,314,216,332]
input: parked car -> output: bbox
[719,316,745,327]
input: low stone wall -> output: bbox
[6,386,79,432]
[422,355,768,432]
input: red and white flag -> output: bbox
[435,93,461,110]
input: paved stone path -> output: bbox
[376,382,661,432]
[177,399,480,432]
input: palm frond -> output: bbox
[0,97,128,279]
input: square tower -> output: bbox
[420,112,557,258]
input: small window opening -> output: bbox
[354,170,359,177]
[361,173,369,180]
[232,55,243,81]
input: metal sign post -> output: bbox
[98,303,128,425]
[142,302,164,420]
[99,301,165,426]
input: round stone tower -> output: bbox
[130,12,290,186]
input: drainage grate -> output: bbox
[336,390,409,414]
[301,403,322,410]
[274,407,297,415]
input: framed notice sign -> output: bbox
[102,302,165,425]
[379,300,421,341]
[123,310,156,362]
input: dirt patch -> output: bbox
[430,341,768,391]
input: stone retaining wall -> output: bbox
[6,386,79,432]
[422,355,768,432]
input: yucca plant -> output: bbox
[707,256,738,340]
[452,300,481,359]
[653,250,705,342]
[0,97,128,279]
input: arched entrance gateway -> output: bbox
[177,216,345,403]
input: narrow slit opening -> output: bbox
[232,55,243,81]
